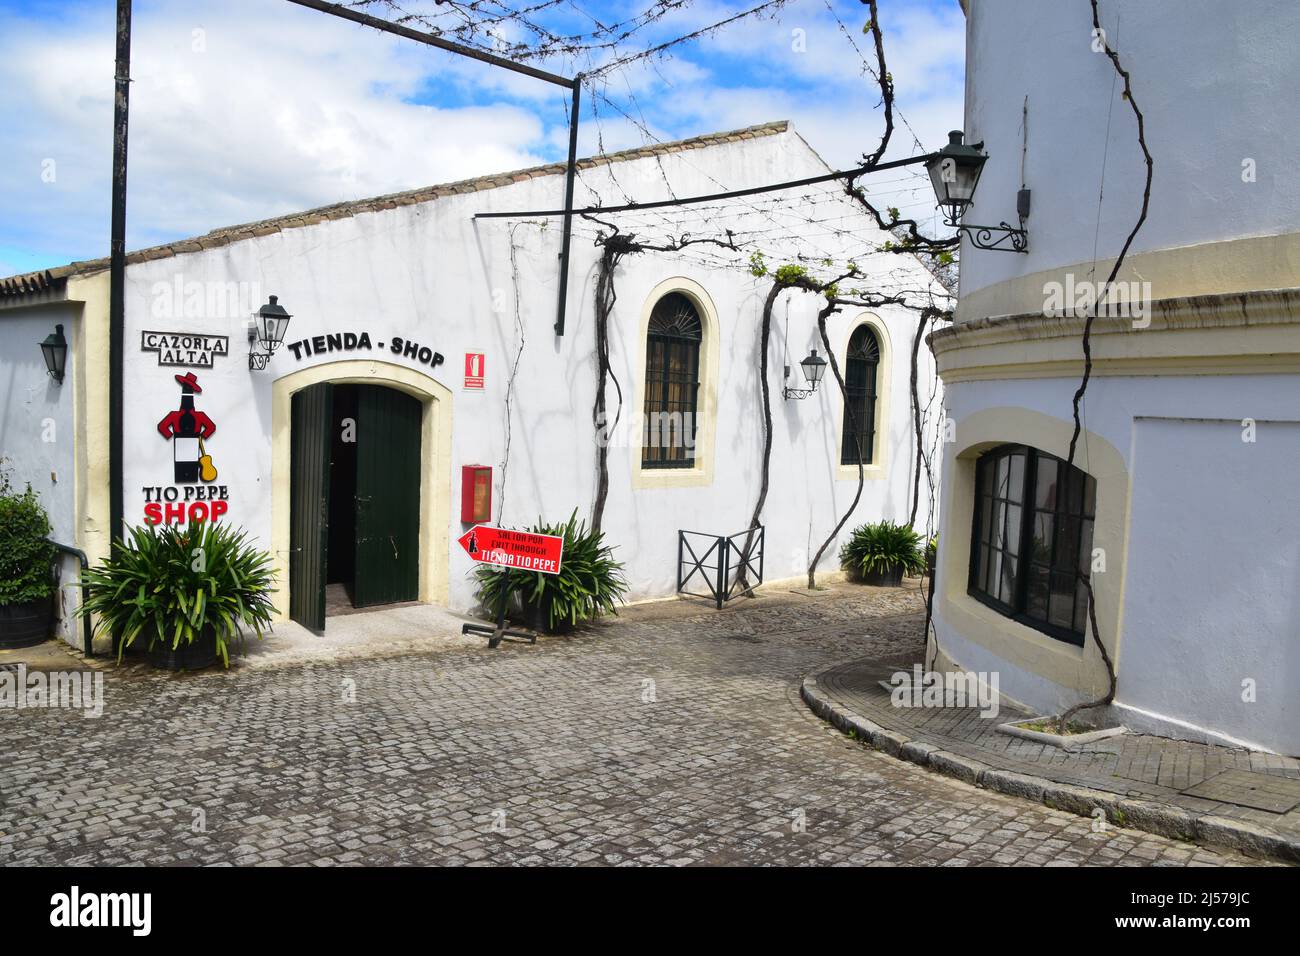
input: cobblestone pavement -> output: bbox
[0,585,1274,866]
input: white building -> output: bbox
[932,0,1300,754]
[1,121,944,643]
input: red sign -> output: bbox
[457,525,563,575]
[464,352,485,389]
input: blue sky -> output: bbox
[0,0,965,276]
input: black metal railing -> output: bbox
[677,526,764,609]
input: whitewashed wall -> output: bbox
[961,0,1300,302]
[0,303,83,646]
[111,128,942,613]
[937,0,1300,755]
[939,373,1300,755]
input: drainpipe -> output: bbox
[46,540,94,657]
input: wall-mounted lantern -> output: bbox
[248,295,292,370]
[41,324,68,385]
[783,348,827,400]
[925,130,1029,253]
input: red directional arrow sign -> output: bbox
[457,525,565,575]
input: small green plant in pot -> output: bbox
[840,520,926,586]
[0,467,58,649]
[474,510,628,634]
[78,521,276,670]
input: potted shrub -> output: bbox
[475,510,628,634]
[0,469,58,649]
[840,520,926,586]
[78,521,275,670]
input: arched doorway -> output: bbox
[290,382,422,631]
[271,360,452,632]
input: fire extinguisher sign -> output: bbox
[464,351,485,389]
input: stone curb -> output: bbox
[800,675,1300,863]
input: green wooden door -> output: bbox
[353,385,422,607]
[290,382,334,634]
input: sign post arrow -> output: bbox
[457,525,564,575]
[458,525,565,649]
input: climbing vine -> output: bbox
[741,257,950,590]
[586,216,735,534]
[1052,0,1154,733]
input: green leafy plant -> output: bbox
[474,510,628,631]
[78,522,276,667]
[840,520,926,579]
[0,465,56,606]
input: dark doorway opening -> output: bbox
[290,381,423,634]
[327,385,359,604]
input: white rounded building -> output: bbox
[931,0,1300,754]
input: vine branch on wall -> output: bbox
[1055,0,1154,733]
[586,215,736,533]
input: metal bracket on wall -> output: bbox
[959,221,1028,253]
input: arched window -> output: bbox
[969,444,1097,646]
[642,292,701,469]
[841,325,880,465]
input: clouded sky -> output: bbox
[0,0,964,277]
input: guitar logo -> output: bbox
[157,371,217,484]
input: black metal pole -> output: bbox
[716,535,726,611]
[283,0,573,88]
[109,0,130,558]
[475,151,937,220]
[554,79,582,336]
[282,0,580,336]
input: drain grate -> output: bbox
[1181,769,1300,814]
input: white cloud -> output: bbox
[0,0,557,268]
[0,0,965,272]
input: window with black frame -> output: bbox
[642,292,702,469]
[841,325,880,465]
[969,444,1097,645]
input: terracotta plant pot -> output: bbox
[147,624,219,671]
[0,596,54,649]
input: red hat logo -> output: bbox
[173,371,203,394]
[157,373,217,483]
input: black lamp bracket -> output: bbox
[247,322,273,371]
[958,220,1029,253]
[948,186,1030,253]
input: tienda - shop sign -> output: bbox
[284,331,445,371]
